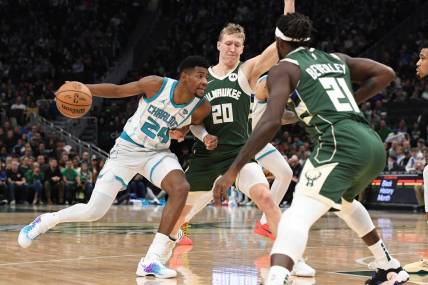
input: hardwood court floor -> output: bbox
[0,204,427,285]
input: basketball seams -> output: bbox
[55,97,91,107]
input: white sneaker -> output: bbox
[291,260,316,277]
[18,213,55,248]
[136,258,177,278]
[367,258,409,284]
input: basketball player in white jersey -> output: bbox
[251,75,294,240]
[18,56,214,279]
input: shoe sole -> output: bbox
[136,269,177,279]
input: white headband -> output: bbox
[275,27,310,42]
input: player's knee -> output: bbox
[79,203,106,221]
[281,163,293,179]
[335,200,374,237]
[169,181,190,201]
[252,188,275,208]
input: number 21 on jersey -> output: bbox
[212,103,234,124]
[319,77,360,112]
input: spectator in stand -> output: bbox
[36,155,48,172]
[44,158,64,205]
[10,96,26,125]
[90,155,100,180]
[20,156,32,174]
[61,160,80,205]
[77,161,93,202]
[7,160,27,205]
[385,155,403,172]
[80,152,90,165]
[4,129,16,152]
[0,162,8,204]
[25,163,44,205]
[406,148,420,172]
[376,119,392,142]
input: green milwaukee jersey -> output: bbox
[193,63,252,158]
[285,47,368,139]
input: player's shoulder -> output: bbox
[138,75,168,97]
[138,75,165,88]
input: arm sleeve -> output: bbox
[190,125,209,142]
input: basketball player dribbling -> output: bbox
[17,56,216,279]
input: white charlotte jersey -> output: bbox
[251,74,268,130]
[120,77,204,150]
[251,96,267,130]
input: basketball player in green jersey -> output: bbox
[213,13,410,285]
[170,0,293,241]
[168,0,315,277]
[403,46,428,275]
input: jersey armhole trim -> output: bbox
[238,67,253,96]
[281,58,299,66]
[143,77,168,103]
[329,53,343,62]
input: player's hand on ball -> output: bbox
[203,135,218,150]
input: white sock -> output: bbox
[169,233,178,240]
[145,232,170,262]
[260,214,268,225]
[368,240,399,269]
[266,265,290,285]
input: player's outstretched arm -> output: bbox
[335,53,396,104]
[85,75,164,99]
[245,0,296,88]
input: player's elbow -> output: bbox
[381,66,396,84]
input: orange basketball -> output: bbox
[55,81,92,118]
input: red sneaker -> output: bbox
[177,223,193,245]
[254,221,275,240]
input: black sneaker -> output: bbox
[365,266,409,285]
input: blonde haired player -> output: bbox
[18,56,211,279]
[166,0,315,277]
[403,45,428,274]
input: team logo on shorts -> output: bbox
[228,73,238,82]
[304,169,322,187]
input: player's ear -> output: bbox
[217,41,221,51]
[180,70,190,82]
